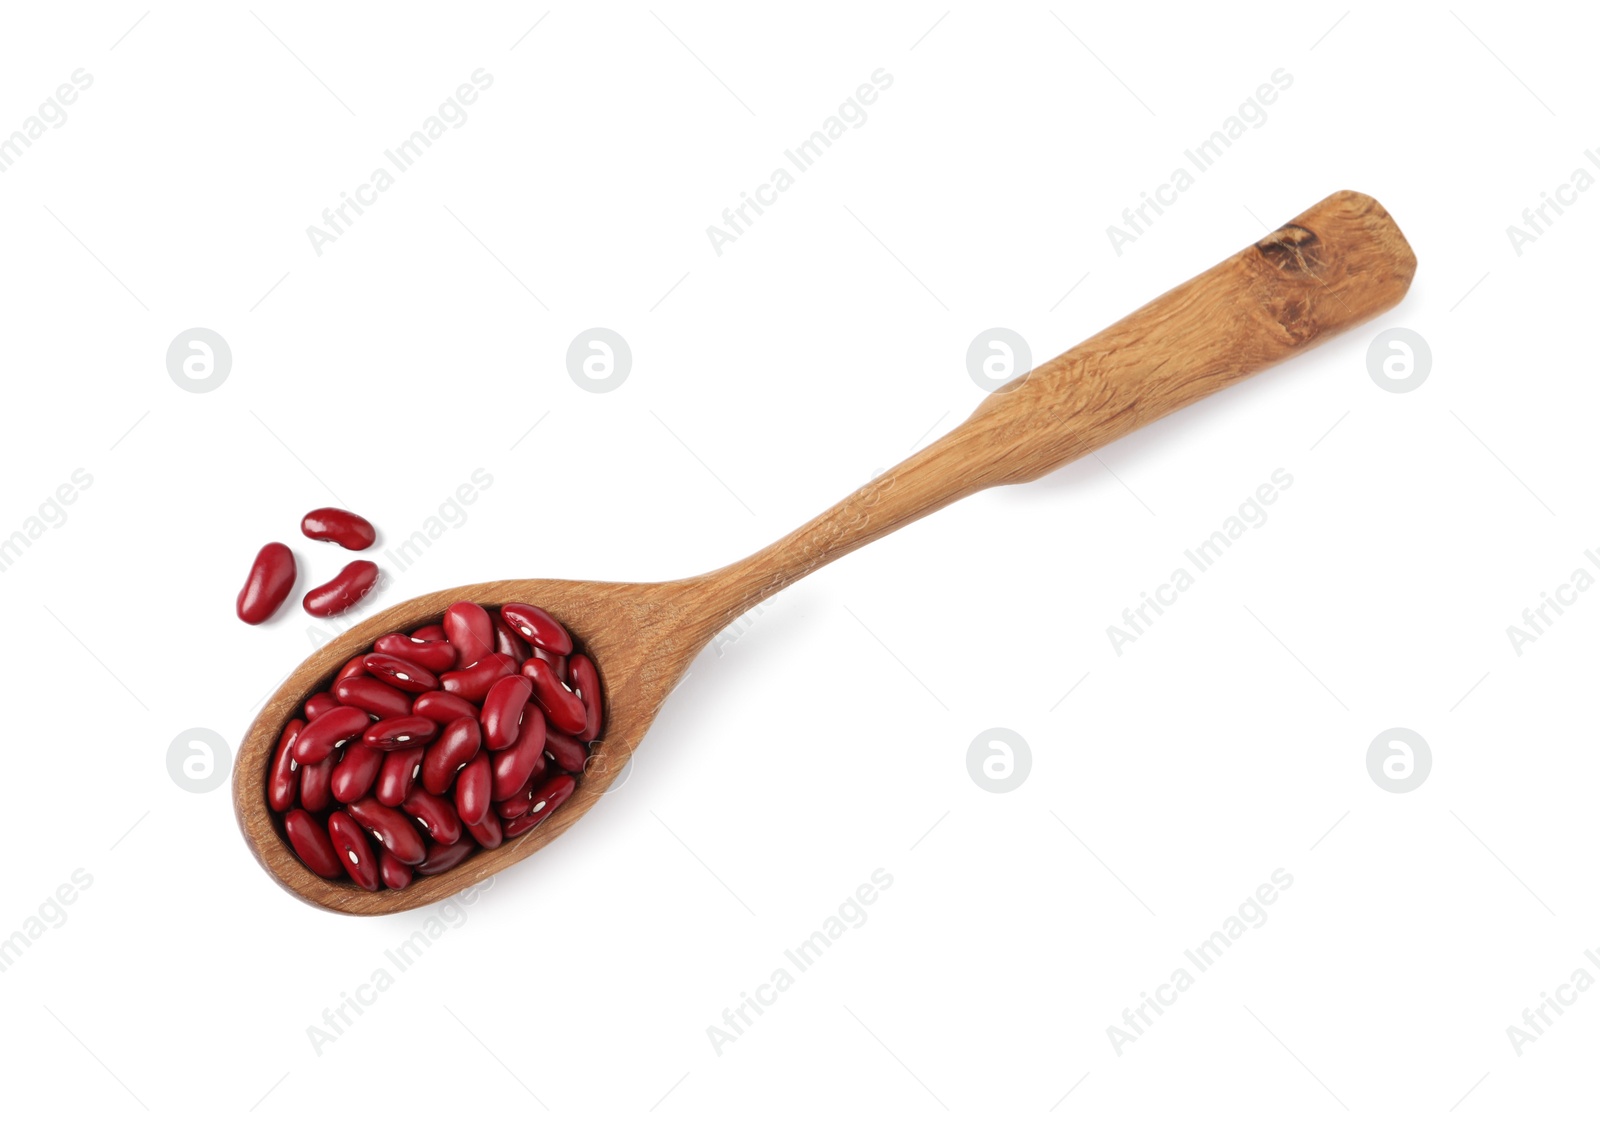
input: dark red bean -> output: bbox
[422,717,480,795]
[492,706,546,801]
[294,706,370,764]
[545,728,589,773]
[443,602,496,665]
[362,652,439,693]
[455,752,492,825]
[303,691,338,723]
[520,658,588,735]
[481,675,533,751]
[299,753,336,812]
[412,624,447,643]
[380,849,415,890]
[335,655,369,682]
[493,617,531,663]
[413,691,480,725]
[401,789,462,845]
[304,560,381,618]
[363,715,439,750]
[523,774,576,830]
[494,762,551,819]
[237,543,296,624]
[440,654,518,703]
[528,646,568,681]
[376,745,424,806]
[374,632,457,674]
[284,809,343,878]
[501,603,573,656]
[328,810,381,890]
[569,654,603,741]
[464,809,503,849]
[417,837,477,875]
[268,719,303,813]
[331,743,383,804]
[348,798,427,865]
[301,507,377,551]
[335,676,412,720]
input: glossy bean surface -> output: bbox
[569,654,603,741]
[454,752,492,825]
[362,652,439,693]
[303,560,380,618]
[376,745,424,806]
[284,809,342,878]
[480,675,533,750]
[294,706,369,764]
[330,743,383,804]
[268,719,303,813]
[348,799,426,865]
[327,810,381,890]
[412,691,479,725]
[442,601,496,665]
[421,717,480,795]
[301,507,376,551]
[374,632,457,674]
[501,603,573,655]
[440,654,517,702]
[335,676,412,720]
[237,543,296,624]
[362,715,438,750]
[521,658,588,735]
[401,789,463,845]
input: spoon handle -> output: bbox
[707,190,1416,619]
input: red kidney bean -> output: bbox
[363,715,438,750]
[492,706,547,801]
[270,599,595,888]
[348,798,426,865]
[362,652,439,693]
[494,764,550,819]
[294,705,370,764]
[284,809,343,878]
[443,601,496,665]
[520,658,588,735]
[481,675,533,751]
[374,632,457,674]
[237,543,297,624]
[454,752,492,825]
[568,654,603,741]
[328,810,381,890]
[523,774,576,828]
[380,849,414,890]
[376,745,425,806]
[493,617,531,663]
[464,809,503,849]
[416,837,477,875]
[422,717,480,795]
[401,789,462,845]
[544,728,588,773]
[268,719,303,813]
[413,691,480,725]
[335,675,412,720]
[331,742,383,804]
[304,560,380,618]
[501,603,573,655]
[303,691,338,723]
[440,654,518,703]
[299,753,336,812]
[527,646,568,681]
[301,507,376,551]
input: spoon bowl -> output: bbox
[235,191,1418,914]
[235,576,721,915]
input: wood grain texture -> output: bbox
[233,190,1416,915]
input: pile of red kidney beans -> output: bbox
[269,601,602,890]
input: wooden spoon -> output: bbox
[235,190,1416,915]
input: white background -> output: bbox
[0,2,1594,1117]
